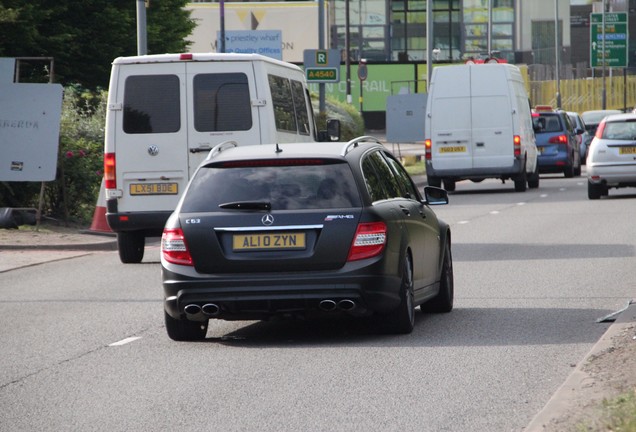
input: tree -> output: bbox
[0,0,195,89]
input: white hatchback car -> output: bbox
[587,112,636,199]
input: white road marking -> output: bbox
[458,220,470,224]
[490,211,500,215]
[540,194,548,198]
[109,337,141,347]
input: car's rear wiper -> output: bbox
[219,201,272,211]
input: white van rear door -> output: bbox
[113,62,188,212]
[470,66,514,169]
[429,66,473,171]
[185,62,260,177]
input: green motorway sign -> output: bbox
[590,12,628,68]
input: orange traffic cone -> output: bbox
[89,178,112,233]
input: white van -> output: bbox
[104,53,338,263]
[424,63,538,192]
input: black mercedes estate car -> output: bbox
[161,137,453,340]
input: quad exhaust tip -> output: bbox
[201,303,220,317]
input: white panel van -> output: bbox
[424,63,539,192]
[104,53,337,263]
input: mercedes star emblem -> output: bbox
[261,214,274,226]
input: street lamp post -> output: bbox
[555,0,561,108]
[345,0,352,104]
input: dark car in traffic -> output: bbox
[161,137,453,340]
[532,107,581,177]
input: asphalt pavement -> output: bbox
[1,132,634,429]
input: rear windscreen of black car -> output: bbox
[181,160,362,211]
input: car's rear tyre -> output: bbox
[117,231,145,263]
[165,311,208,341]
[588,181,604,200]
[443,179,456,192]
[427,176,441,188]
[564,163,574,178]
[383,254,415,334]
[421,240,454,313]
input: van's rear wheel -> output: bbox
[427,176,441,188]
[527,164,540,189]
[117,232,145,263]
[443,179,456,192]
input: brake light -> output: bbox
[161,228,193,266]
[180,53,193,61]
[513,135,521,156]
[347,222,387,261]
[548,134,568,144]
[104,153,116,189]
[595,120,606,138]
[425,139,432,160]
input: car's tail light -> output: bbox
[425,139,432,160]
[162,228,193,266]
[347,222,387,261]
[513,135,521,156]
[595,120,606,138]
[548,134,568,144]
[104,152,116,189]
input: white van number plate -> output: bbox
[439,146,466,153]
[129,183,178,195]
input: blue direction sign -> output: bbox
[590,12,628,68]
[303,49,341,83]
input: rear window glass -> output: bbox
[602,120,636,140]
[193,73,252,132]
[181,161,361,212]
[124,75,180,134]
[534,114,562,133]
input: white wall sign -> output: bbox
[217,30,283,60]
[0,83,64,182]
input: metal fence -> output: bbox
[526,63,636,113]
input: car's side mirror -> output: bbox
[423,186,449,205]
[317,118,341,142]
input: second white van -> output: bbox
[424,63,539,192]
[104,53,338,263]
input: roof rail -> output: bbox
[205,140,239,161]
[340,136,383,156]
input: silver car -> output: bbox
[587,113,636,199]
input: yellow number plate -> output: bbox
[439,146,466,153]
[233,233,306,251]
[619,147,636,155]
[129,183,178,195]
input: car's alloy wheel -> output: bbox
[117,231,145,263]
[421,240,454,313]
[164,311,208,341]
[384,254,415,334]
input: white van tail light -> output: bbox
[425,139,432,160]
[347,222,387,261]
[513,135,521,157]
[162,228,194,266]
[104,152,116,189]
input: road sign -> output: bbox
[303,49,341,83]
[590,12,628,68]
[305,68,338,82]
